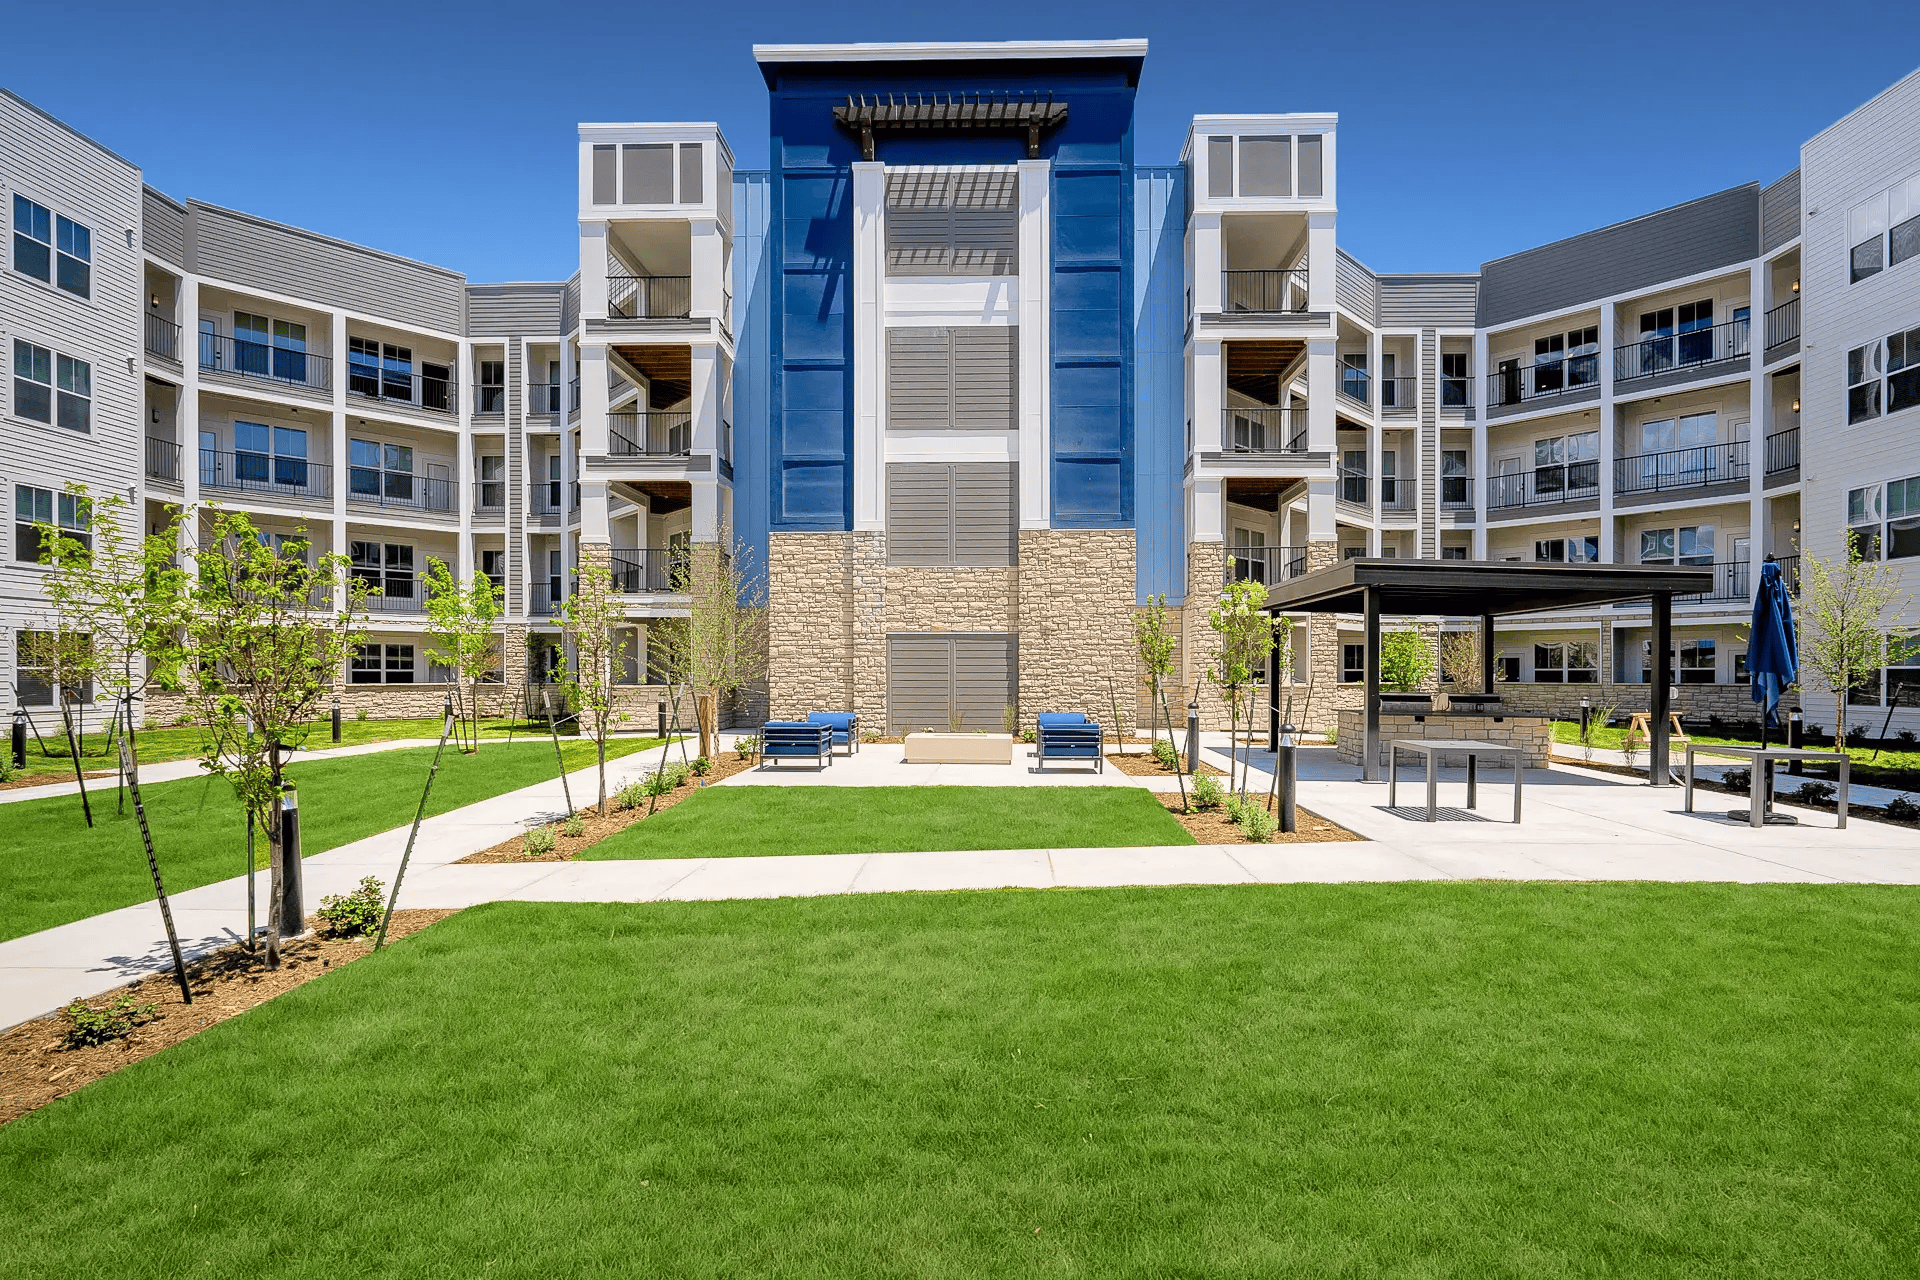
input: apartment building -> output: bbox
[4,53,1917,736]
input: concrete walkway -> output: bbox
[6,735,1918,1032]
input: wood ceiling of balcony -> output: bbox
[613,345,692,408]
[612,479,691,514]
[1225,339,1305,403]
[1224,477,1302,513]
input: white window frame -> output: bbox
[1848,325,1920,426]
[1849,174,1920,284]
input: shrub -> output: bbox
[1324,724,1339,746]
[1191,774,1225,810]
[1897,729,1918,750]
[0,755,18,783]
[691,756,712,777]
[1793,781,1836,805]
[316,876,387,938]
[562,814,584,837]
[735,735,760,760]
[616,781,647,811]
[1223,793,1251,825]
[1721,767,1750,794]
[664,762,689,788]
[354,707,369,722]
[1003,704,1019,735]
[1847,724,1868,746]
[1240,805,1278,842]
[1886,794,1919,823]
[1021,728,1035,744]
[643,769,676,798]
[523,826,556,857]
[63,993,159,1048]
[1150,738,1179,770]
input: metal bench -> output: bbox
[805,711,859,756]
[1034,712,1103,773]
[760,721,833,770]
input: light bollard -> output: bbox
[279,782,303,937]
[1787,707,1804,776]
[331,696,342,744]
[11,709,24,770]
[1277,723,1298,833]
[1185,697,1201,776]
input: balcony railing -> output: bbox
[354,575,422,613]
[1673,560,1751,605]
[1765,428,1800,474]
[529,583,560,616]
[530,483,570,516]
[475,384,506,414]
[1224,407,1309,454]
[1379,376,1417,417]
[1439,473,1474,509]
[1613,441,1748,495]
[610,548,692,594]
[569,374,580,413]
[474,481,505,515]
[1380,476,1417,514]
[607,274,691,320]
[1488,354,1599,408]
[1221,268,1309,314]
[347,364,456,415]
[528,382,562,415]
[1765,298,1800,351]
[145,437,181,483]
[144,314,180,361]
[609,411,693,457]
[1441,375,1474,410]
[1338,467,1369,506]
[1224,545,1307,586]
[199,448,332,501]
[1338,367,1371,408]
[200,332,332,392]
[1614,317,1749,383]
[1777,554,1801,595]
[1486,461,1600,511]
[347,469,454,514]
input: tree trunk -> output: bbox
[596,724,608,815]
[262,800,284,969]
[696,692,717,762]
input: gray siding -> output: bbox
[142,187,186,266]
[466,283,566,336]
[560,274,581,333]
[885,462,1017,566]
[1760,169,1801,253]
[885,633,1017,733]
[1477,184,1760,327]
[1335,250,1377,324]
[886,326,1017,429]
[186,201,465,333]
[1377,275,1479,329]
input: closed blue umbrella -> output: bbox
[1749,557,1797,732]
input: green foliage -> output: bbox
[355,707,369,722]
[692,756,713,777]
[562,814,585,837]
[422,557,503,748]
[1380,630,1436,692]
[1722,768,1751,794]
[523,826,557,857]
[1021,729,1035,744]
[316,876,387,939]
[643,768,678,798]
[62,992,159,1048]
[1793,781,1837,805]
[0,755,18,784]
[616,781,648,811]
[1191,774,1226,810]
[1002,704,1019,735]
[1799,540,1919,744]
[1886,794,1919,823]
[735,735,760,759]
[558,564,625,814]
[1223,793,1252,825]
[1239,805,1278,842]
[1151,738,1179,770]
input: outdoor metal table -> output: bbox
[1386,739,1522,823]
[1683,744,1849,829]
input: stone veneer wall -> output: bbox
[1017,528,1138,735]
[767,532,858,721]
[1334,710,1556,768]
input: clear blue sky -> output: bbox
[9,1,1913,283]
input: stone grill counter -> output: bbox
[1335,710,1555,769]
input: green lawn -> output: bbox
[1552,719,1920,788]
[579,785,1195,860]
[0,737,663,942]
[6,886,1920,1276]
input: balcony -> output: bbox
[1673,561,1751,605]
[1338,467,1369,507]
[145,437,181,484]
[200,332,332,394]
[1379,376,1417,418]
[529,583,560,616]
[569,375,581,416]
[475,383,506,415]
[347,362,456,416]
[610,548,691,594]
[1224,545,1307,586]
[347,469,455,515]
[1441,375,1473,410]
[1487,354,1599,409]
[1379,476,1416,515]
[199,448,332,502]
[1486,461,1600,511]
[355,575,422,613]
[1613,441,1747,496]
[528,382,563,415]
[1221,269,1309,314]
[1764,299,1799,357]
[1338,367,1371,410]
[1765,428,1799,475]
[1439,473,1474,511]
[1223,407,1309,454]
[1614,317,1749,384]
[474,481,505,517]
[607,274,691,320]
[144,314,181,362]
[529,482,576,517]
[609,410,693,457]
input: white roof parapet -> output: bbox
[752,40,1148,63]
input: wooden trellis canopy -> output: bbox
[833,93,1069,160]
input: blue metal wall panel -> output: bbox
[731,171,772,589]
[1132,164,1187,604]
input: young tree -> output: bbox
[1799,539,1918,745]
[423,557,501,752]
[647,531,770,762]
[1205,576,1282,797]
[1134,594,1186,807]
[186,510,364,967]
[1380,630,1436,692]
[1440,630,1482,693]
[557,561,624,814]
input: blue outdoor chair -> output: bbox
[805,711,859,756]
[760,721,833,770]
[1034,712,1104,773]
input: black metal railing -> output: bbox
[1674,561,1751,605]
[353,575,422,612]
[1379,376,1417,416]
[347,364,457,414]
[568,375,580,413]
[200,332,332,392]
[1439,473,1474,509]
[530,483,569,516]
[474,482,505,515]
[1338,467,1369,506]
[1221,268,1309,314]
[1224,407,1309,453]
[607,274,692,320]
[1777,554,1801,595]
[146,437,181,483]
[1765,298,1799,350]
[1225,545,1306,585]
[1339,367,1371,407]
[528,382,562,415]
[1380,476,1417,513]
[1614,441,1748,495]
[145,314,180,361]
[529,583,560,616]
[1488,354,1599,407]
[1441,375,1473,409]
[475,384,506,414]
[609,548,693,594]
[199,448,331,500]
[346,469,455,514]
[1765,428,1800,474]
[609,410,693,456]
[1485,461,1601,510]
[1615,316,1749,382]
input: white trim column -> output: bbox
[178,274,202,571]
[1193,338,1224,453]
[1747,261,1767,591]
[1597,300,1617,564]
[1471,328,1489,558]
[689,341,721,541]
[1017,157,1052,528]
[851,161,886,532]
[330,310,349,610]
[455,337,474,581]
[1191,211,1222,314]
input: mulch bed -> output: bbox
[1161,792,1362,845]
[1103,752,1226,778]
[2,768,116,792]
[457,748,759,863]
[0,909,454,1127]
[1550,754,1919,829]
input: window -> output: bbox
[1850,176,1920,283]
[349,541,415,602]
[1533,641,1597,684]
[234,421,309,488]
[1340,352,1368,401]
[1441,545,1469,561]
[1441,352,1470,407]
[1205,134,1320,201]
[481,548,506,592]
[349,438,415,502]
[478,455,505,509]
[885,327,1018,428]
[1497,653,1521,683]
[55,214,90,299]
[13,340,51,423]
[1341,643,1365,683]
[1533,328,1596,391]
[1535,536,1599,563]
[1533,430,1599,493]
[1849,477,1920,561]
[477,359,505,413]
[1849,326,1920,425]
[12,194,51,283]
[885,169,1018,275]
[14,485,89,562]
[350,643,417,685]
[1679,638,1718,685]
[1441,449,1470,505]
[348,337,414,402]
[15,630,92,706]
[54,354,89,431]
[1639,523,1716,567]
